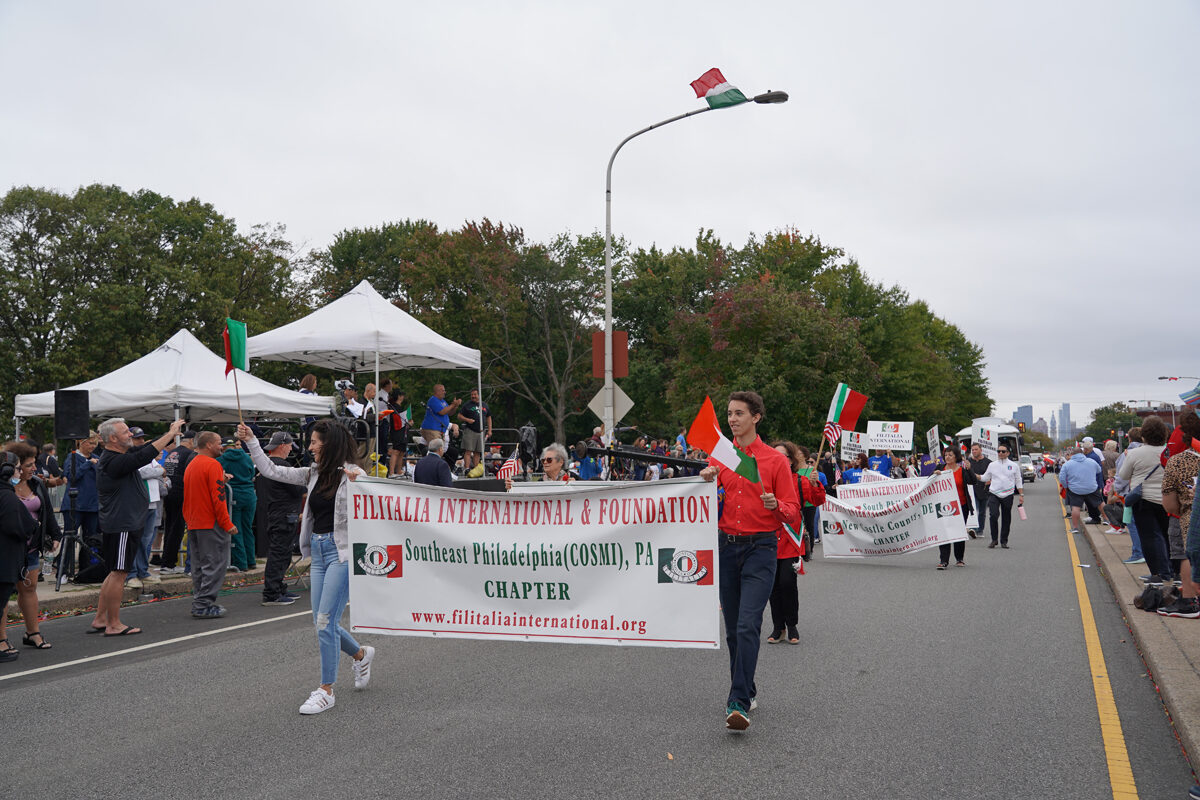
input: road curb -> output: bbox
[1081,519,1200,768]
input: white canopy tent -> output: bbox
[14,329,333,425]
[245,279,483,462]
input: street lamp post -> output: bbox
[601,90,788,436]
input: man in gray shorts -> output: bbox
[457,389,490,473]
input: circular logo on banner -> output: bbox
[357,544,398,576]
[662,550,708,583]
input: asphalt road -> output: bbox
[3,477,1194,800]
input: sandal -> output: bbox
[0,639,17,662]
[936,563,948,570]
[22,632,52,649]
[787,626,800,645]
[766,629,784,644]
[955,561,965,568]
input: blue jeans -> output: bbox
[718,532,777,710]
[1127,511,1144,560]
[310,533,362,685]
[1186,500,1200,583]
[131,508,159,579]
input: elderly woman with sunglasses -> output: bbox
[504,443,578,490]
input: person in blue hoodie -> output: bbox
[1060,447,1103,534]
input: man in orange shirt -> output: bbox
[700,391,801,732]
[184,431,237,619]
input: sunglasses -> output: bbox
[997,449,1009,454]
[541,457,557,464]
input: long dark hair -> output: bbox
[311,420,358,498]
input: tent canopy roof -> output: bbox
[14,330,333,423]
[246,279,480,372]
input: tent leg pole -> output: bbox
[477,369,484,470]
[14,417,22,439]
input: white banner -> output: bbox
[859,469,890,483]
[347,478,720,649]
[927,425,941,459]
[974,424,1000,460]
[820,472,968,558]
[841,430,867,461]
[867,420,915,450]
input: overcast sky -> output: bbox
[2,1,1196,430]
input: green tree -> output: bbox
[0,184,303,440]
[1084,403,1142,444]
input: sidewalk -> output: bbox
[15,558,311,620]
[1079,515,1200,763]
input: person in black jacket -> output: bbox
[414,438,454,487]
[0,450,40,661]
[90,417,186,636]
[260,432,306,606]
[159,430,196,573]
[2,441,62,650]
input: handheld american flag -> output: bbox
[496,450,520,480]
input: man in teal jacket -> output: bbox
[219,438,257,571]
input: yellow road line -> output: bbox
[1057,478,1139,799]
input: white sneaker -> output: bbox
[299,688,335,715]
[353,645,375,690]
[127,577,143,589]
[143,572,162,584]
[749,697,758,711]
[1104,527,1125,535]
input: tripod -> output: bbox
[56,453,104,591]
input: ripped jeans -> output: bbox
[309,533,362,685]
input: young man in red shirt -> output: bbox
[700,391,801,731]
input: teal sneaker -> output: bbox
[725,702,750,731]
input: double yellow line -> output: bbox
[1058,479,1139,799]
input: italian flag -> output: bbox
[826,383,868,429]
[690,68,749,109]
[687,396,759,482]
[223,318,248,376]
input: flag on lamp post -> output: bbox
[690,68,749,109]
[223,318,248,376]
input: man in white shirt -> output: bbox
[980,445,1025,549]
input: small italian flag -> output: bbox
[223,318,248,376]
[690,68,749,109]
[826,382,868,430]
[687,395,759,482]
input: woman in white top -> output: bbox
[236,420,375,715]
[1118,415,1171,586]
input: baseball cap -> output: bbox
[266,431,295,449]
[221,437,239,447]
[128,427,146,439]
[180,429,197,441]
[1082,436,1094,444]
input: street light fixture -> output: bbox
[600,88,788,435]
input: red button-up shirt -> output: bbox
[711,436,802,537]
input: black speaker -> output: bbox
[54,390,91,440]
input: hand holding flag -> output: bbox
[222,317,248,422]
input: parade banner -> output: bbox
[347,478,720,649]
[820,472,968,558]
[927,425,941,459]
[841,430,867,462]
[974,424,1000,460]
[859,469,890,483]
[867,420,915,450]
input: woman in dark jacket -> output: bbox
[2,442,61,651]
[1,450,40,661]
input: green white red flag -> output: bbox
[824,383,869,446]
[223,318,248,376]
[690,68,749,109]
[687,396,759,482]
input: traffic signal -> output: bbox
[1017,421,1026,432]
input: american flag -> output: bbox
[496,450,520,480]
[823,422,842,446]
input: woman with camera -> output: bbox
[1,441,61,652]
